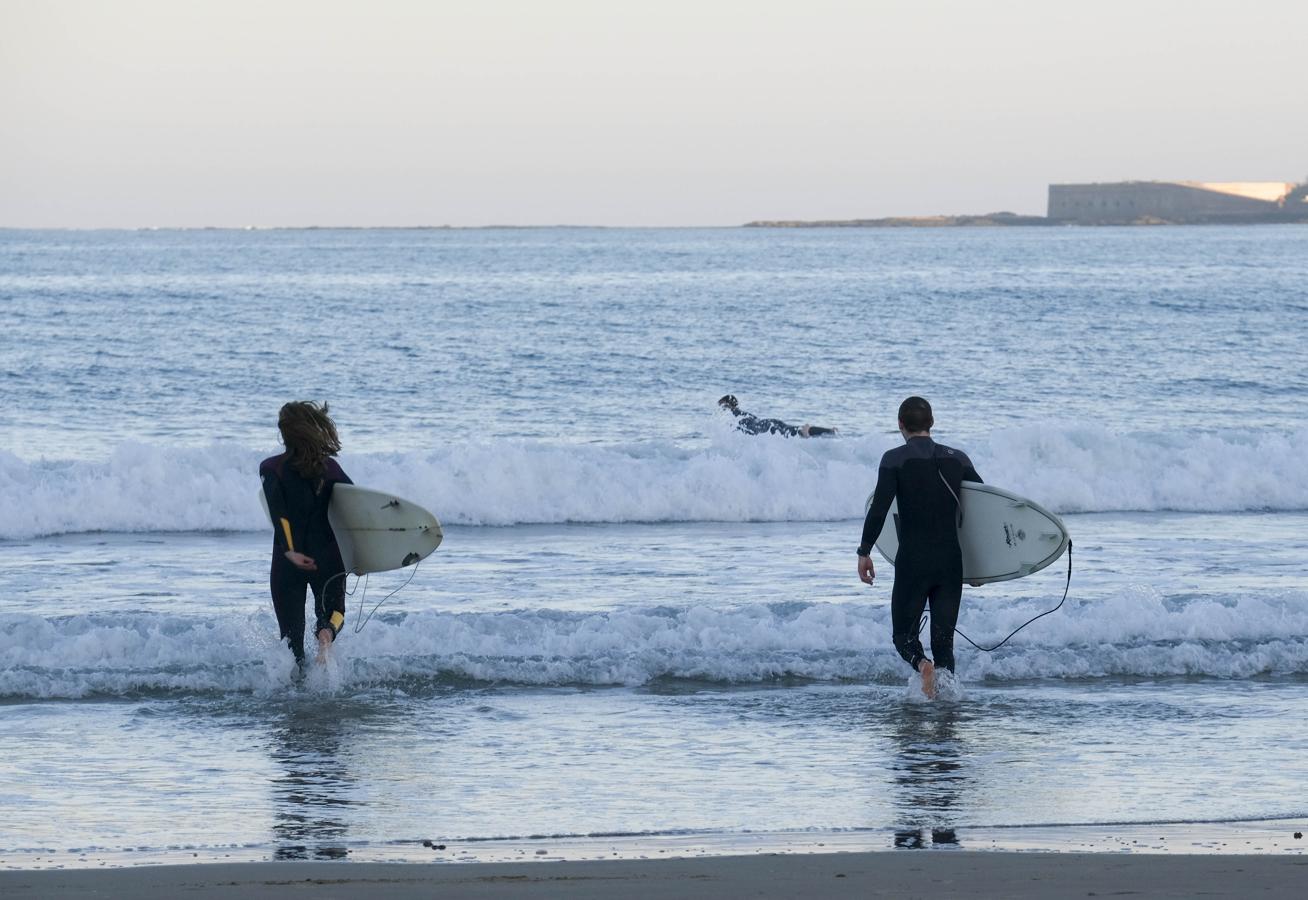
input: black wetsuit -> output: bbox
[728,408,836,437]
[259,453,353,664]
[858,436,981,673]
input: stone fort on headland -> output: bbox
[743,180,1308,227]
[1047,181,1308,224]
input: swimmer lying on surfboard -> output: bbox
[718,394,837,438]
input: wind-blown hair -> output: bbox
[278,401,342,478]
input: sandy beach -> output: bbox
[4,822,1307,899]
[3,852,1307,899]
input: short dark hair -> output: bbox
[718,394,739,410]
[898,396,933,432]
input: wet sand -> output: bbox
[4,852,1308,899]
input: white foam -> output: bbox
[1,425,1305,539]
[982,425,1308,514]
[3,589,1305,699]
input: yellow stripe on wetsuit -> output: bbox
[330,611,345,632]
[279,518,296,552]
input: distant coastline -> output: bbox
[747,179,1308,227]
[744,210,1308,228]
[745,213,1053,228]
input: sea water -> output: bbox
[1,226,1306,863]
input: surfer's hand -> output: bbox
[285,551,318,571]
[858,555,875,585]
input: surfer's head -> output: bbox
[718,394,739,411]
[278,401,342,477]
[898,396,933,435]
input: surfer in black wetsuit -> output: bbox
[259,401,353,668]
[718,395,837,437]
[857,397,982,698]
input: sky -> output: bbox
[2,0,1305,227]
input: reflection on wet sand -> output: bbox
[268,704,358,860]
[889,704,970,849]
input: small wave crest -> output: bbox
[4,589,1306,699]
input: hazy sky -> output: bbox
[2,0,1305,227]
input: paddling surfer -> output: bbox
[718,394,836,437]
[259,401,353,668]
[857,397,982,698]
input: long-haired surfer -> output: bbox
[259,401,354,668]
[857,397,982,698]
[718,394,836,437]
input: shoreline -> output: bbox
[3,850,1307,899]
[4,817,1304,871]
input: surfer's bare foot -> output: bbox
[918,659,936,699]
[315,628,332,664]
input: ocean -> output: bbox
[2,225,1306,865]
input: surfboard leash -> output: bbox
[313,561,422,635]
[319,569,363,632]
[351,560,422,634]
[919,540,1073,653]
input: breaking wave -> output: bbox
[1,425,1305,540]
[4,587,1306,699]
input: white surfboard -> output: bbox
[258,483,443,575]
[865,482,1068,584]
[328,484,443,576]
